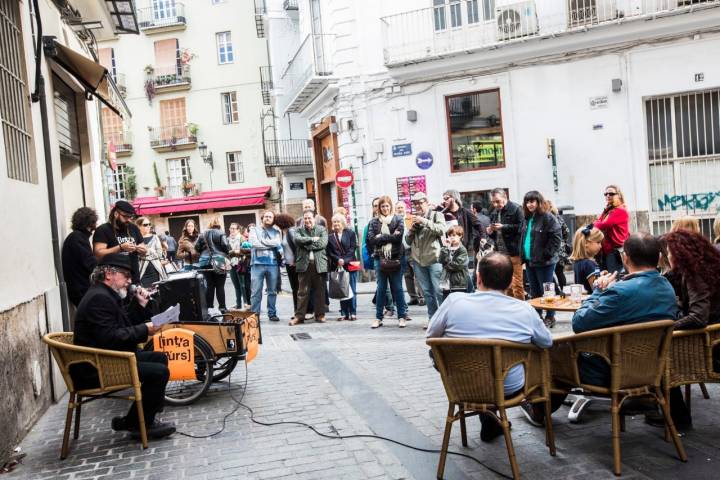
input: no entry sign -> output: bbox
[335,168,354,188]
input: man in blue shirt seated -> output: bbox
[427,252,553,442]
[520,232,678,426]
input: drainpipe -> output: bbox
[31,0,71,332]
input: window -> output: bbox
[433,0,447,30]
[101,107,125,146]
[467,0,480,24]
[216,32,234,64]
[167,157,191,197]
[221,92,239,124]
[435,0,494,30]
[0,0,36,183]
[153,0,177,21]
[98,48,117,81]
[110,164,127,201]
[154,38,180,79]
[227,151,244,183]
[446,89,505,172]
[159,98,187,140]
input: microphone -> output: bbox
[128,284,158,299]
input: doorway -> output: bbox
[168,215,200,242]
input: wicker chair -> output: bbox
[549,320,687,476]
[42,332,148,459]
[427,338,556,480]
[665,324,720,420]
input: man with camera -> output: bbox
[406,192,446,325]
[73,253,175,440]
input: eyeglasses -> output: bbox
[142,223,151,227]
[118,211,135,219]
[604,192,618,197]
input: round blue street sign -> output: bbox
[416,151,433,170]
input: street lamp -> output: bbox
[199,141,214,170]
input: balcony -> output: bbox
[106,131,132,157]
[280,34,336,114]
[137,3,186,34]
[254,0,266,37]
[283,0,298,10]
[260,66,273,105]
[263,139,312,176]
[151,64,191,93]
[149,125,197,152]
[115,73,127,98]
[381,0,720,67]
[167,181,202,199]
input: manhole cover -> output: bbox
[290,333,312,341]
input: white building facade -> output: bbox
[98,0,277,236]
[267,0,720,236]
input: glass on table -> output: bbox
[570,284,583,304]
[542,282,556,304]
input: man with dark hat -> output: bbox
[93,200,147,284]
[73,253,175,440]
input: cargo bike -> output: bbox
[143,271,260,406]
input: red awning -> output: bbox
[133,186,270,215]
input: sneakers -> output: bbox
[130,420,176,440]
[269,315,280,322]
[519,400,544,427]
[371,320,382,329]
[543,316,556,329]
[398,318,406,328]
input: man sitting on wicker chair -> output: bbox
[426,252,553,441]
[519,233,679,426]
[73,253,176,440]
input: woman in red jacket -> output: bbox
[593,184,629,274]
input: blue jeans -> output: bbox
[412,261,442,318]
[374,258,408,320]
[340,270,358,317]
[251,264,278,318]
[527,263,557,319]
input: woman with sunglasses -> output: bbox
[135,217,168,287]
[593,185,629,274]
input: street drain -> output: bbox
[290,333,312,341]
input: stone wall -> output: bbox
[0,296,52,464]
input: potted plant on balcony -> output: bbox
[182,180,195,197]
[186,122,199,142]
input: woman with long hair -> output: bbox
[195,216,230,311]
[593,184,629,274]
[520,191,562,328]
[227,223,246,309]
[177,218,200,270]
[569,226,604,294]
[367,195,410,328]
[645,230,720,430]
[135,217,168,287]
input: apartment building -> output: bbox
[267,0,720,237]
[98,0,275,237]
[0,0,134,462]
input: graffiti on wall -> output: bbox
[657,191,720,212]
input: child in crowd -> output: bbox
[439,225,469,301]
[569,226,604,293]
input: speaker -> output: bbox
[157,271,207,322]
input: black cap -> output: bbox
[98,252,131,271]
[114,200,136,215]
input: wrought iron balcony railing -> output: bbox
[137,2,186,31]
[263,139,312,175]
[148,125,197,151]
[151,64,191,90]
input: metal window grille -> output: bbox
[645,88,720,238]
[226,151,243,183]
[0,0,36,183]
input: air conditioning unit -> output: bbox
[495,1,539,41]
[568,0,618,26]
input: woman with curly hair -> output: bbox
[645,229,720,430]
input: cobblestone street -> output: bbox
[8,280,720,480]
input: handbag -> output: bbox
[329,267,351,299]
[379,257,401,274]
[347,261,361,272]
[202,231,231,275]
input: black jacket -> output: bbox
[445,207,486,252]
[488,201,524,256]
[367,215,404,260]
[520,212,562,267]
[62,229,97,306]
[326,228,358,270]
[74,283,152,351]
[195,228,230,255]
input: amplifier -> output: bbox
[157,271,207,322]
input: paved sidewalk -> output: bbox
[7,279,720,479]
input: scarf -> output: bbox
[379,214,394,259]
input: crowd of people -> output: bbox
[58,186,720,443]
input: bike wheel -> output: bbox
[148,335,214,406]
[211,356,239,382]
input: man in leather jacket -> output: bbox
[73,253,175,440]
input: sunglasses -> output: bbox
[142,223,151,227]
[118,211,135,219]
[604,192,618,197]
